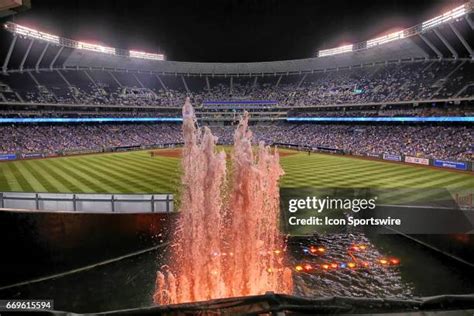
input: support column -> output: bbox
[275,75,283,88]
[419,33,442,59]
[35,43,50,72]
[57,70,79,102]
[205,76,210,91]
[181,76,190,93]
[28,71,41,86]
[156,74,167,90]
[433,28,458,59]
[449,23,473,58]
[297,74,307,88]
[84,70,99,87]
[20,39,34,72]
[49,46,64,70]
[465,15,474,30]
[2,35,17,74]
[108,71,122,87]
[133,73,145,88]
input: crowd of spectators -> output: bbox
[251,124,473,161]
[0,123,182,154]
[1,60,473,108]
[0,59,472,162]
[0,122,472,161]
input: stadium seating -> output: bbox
[0,58,473,162]
[1,60,473,108]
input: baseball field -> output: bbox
[0,148,472,197]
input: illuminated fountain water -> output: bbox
[153,98,292,304]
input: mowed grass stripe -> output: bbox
[57,158,130,193]
[126,155,179,173]
[7,162,34,192]
[281,156,394,176]
[53,158,121,193]
[283,159,389,176]
[88,156,163,190]
[44,158,108,193]
[114,156,180,185]
[65,157,147,193]
[0,164,12,191]
[109,160,178,191]
[34,160,85,193]
[284,153,434,176]
[282,154,473,188]
[281,159,388,179]
[2,163,23,191]
[92,155,176,192]
[379,173,473,202]
[378,166,469,186]
[14,163,48,192]
[378,169,472,191]
[283,154,425,177]
[81,156,162,192]
[24,160,69,192]
[298,163,421,186]
[105,154,178,177]
[284,153,471,203]
[22,160,60,192]
[347,167,449,188]
[282,161,419,187]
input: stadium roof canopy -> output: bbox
[1,2,474,76]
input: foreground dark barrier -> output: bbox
[48,292,474,315]
[0,209,176,286]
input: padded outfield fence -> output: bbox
[0,192,174,213]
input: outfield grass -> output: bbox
[0,149,472,195]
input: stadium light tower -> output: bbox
[366,30,405,48]
[421,4,467,31]
[2,22,166,66]
[318,44,353,57]
[316,2,472,58]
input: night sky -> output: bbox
[1,0,467,62]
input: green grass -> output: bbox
[0,149,472,195]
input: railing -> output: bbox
[0,192,174,213]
